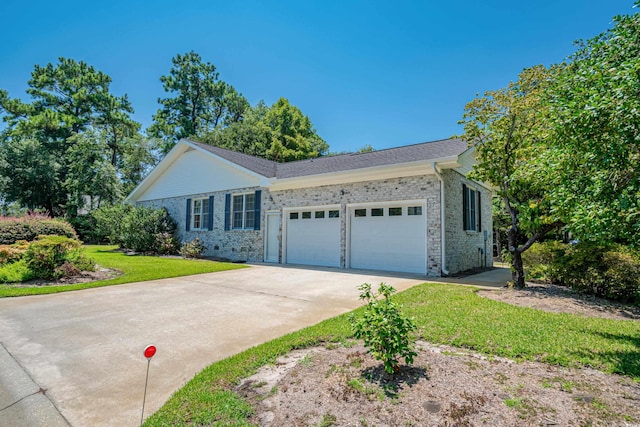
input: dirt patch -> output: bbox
[237,285,640,426]
[238,342,640,427]
[13,266,121,288]
[477,283,640,321]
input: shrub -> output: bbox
[93,204,177,253]
[522,241,567,281]
[349,283,417,374]
[553,242,640,304]
[156,232,180,255]
[24,235,94,280]
[92,204,133,245]
[67,214,99,243]
[0,213,77,244]
[0,242,28,265]
[0,259,35,283]
[179,238,206,259]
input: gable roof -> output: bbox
[127,137,472,202]
[187,137,469,179]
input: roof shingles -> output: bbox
[186,137,468,180]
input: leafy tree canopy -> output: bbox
[0,57,154,216]
[548,7,640,245]
[201,98,329,161]
[460,65,561,288]
[148,51,249,152]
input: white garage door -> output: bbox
[286,208,341,267]
[349,203,427,274]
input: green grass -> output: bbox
[144,282,640,426]
[0,245,246,297]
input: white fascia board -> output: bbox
[269,156,459,191]
[184,140,272,185]
[126,140,271,202]
[125,141,189,203]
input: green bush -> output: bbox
[522,241,566,281]
[179,238,206,259]
[24,235,94,280]
[92,204,133,245]
[67,214,99,243]
[554,242,640,304]
[349,283,417,374]
[0,214,77,244]
[93,204,177,253]
[0,259,35,283]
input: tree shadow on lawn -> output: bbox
[570,330,640,379]
[360,364,429,398]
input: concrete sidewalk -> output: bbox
[431,265,512,289]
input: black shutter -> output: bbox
[207,195,214,231]
[254,190,262,230]
[462,184,468,231]
[224,193,231,231]
[477,191,481,232]
[185,198,191,231]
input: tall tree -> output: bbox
[64,133,121,216]
[549,6,640,245]
[148,51,249,152]
[0,57,143,216]
[201,98,329,161]
[460,65,561,288]
[264,98,328,161]
[0,138,61,213]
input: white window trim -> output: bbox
[232,193,255,230]
[191,197,210,231]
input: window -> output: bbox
[408,206,422,216]
[371,208,384,217]
[302,211,312,219]
[329,210,340,218]
[232,193,255,229]
[315,211,325,219]
[290,212,299,220]
[354,209,367,217]
[192,198,210,230]
[389,207,402,216]
[463,184,481,231]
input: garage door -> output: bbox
[285,208,341,267]
[349,203,427,274]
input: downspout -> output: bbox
[432,162,449,276]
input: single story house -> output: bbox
[125,138,492,276]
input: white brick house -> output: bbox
[126,138,492,276]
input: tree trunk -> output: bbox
[511,249,526,289]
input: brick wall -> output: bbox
[139,171,492,275]
[442,169,493,273]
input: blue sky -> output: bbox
[0,1,635,152]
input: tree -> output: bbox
[0,138,61,213]
[63,133,122,216]
[0,57,146,216]
[148,51,249,152]
[460,65,561,288]
[264,98,328,161]
[201,98,329,161]
[548,6,640,245]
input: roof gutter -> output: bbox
[432,162,449,276]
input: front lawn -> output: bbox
[0,245,246,298]
[144,282,640,426]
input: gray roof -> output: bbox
[187,138,468,179]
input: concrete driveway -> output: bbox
[0,264,427,427]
